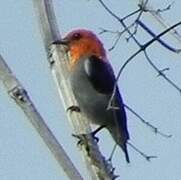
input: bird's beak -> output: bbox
[57,38,70,45]
[51,38,70,52]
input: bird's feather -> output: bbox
[84,55,129,138]
[84,55,130,162]
[84,55,115,94]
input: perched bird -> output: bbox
[59,29,130,163]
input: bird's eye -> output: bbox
[72,33,81,40]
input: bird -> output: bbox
[58,29,130,163]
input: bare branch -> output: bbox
[146,1,175,14]
[115,21,181,96]
[0,54,83,180]
[156,68,170,77]
[136,20,181,53]
[98,1,181,149]
[144,51,181,94]
[98,0,141,46]
[145,1,181,43]
[99,23,135,51]
[124,104,172,138]
[140,21,181,52]
[125,0,149,41]
[32,0,115,179]
[128,142,157,161]
[107,21,181,121]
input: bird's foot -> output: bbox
[72,126,106,155]
[67,105,81,113]
[72,132,99,156]
[72,132,99,146]
[72,125,106,146]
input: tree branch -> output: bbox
[0,54,83,180]
[107,21,181,114]
[32,0,115,179]
[145,1,181,43]
[98,0,179,88]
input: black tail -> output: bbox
[107,126,130,163]
[122,143,130,163]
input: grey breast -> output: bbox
[69,59,114,126]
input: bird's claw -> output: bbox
[72,132,99,156]
[72,134,88,146]
[67,105,81,113]
[90,131,100,142]
[72,132,99,146]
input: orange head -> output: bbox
[60,29,106,66]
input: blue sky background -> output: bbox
[0,0,181,179]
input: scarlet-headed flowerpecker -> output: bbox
[59,29,130,163]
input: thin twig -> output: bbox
[98,0,141,46]
[109,24,134,51]
[99,23,136,51]
[136,20,181,53]
[126,0,149,41]
[128,142,157,161]
[147,1,175,14]
[146,1,181,43]
[121,8,141,21]
[118,21,181,85]
[108,20,181,111]
[124,104,172,138]
[144,51,181,94]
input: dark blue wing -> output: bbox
[84,55,115,94]
[84,55,129,137]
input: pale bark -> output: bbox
[0,54,83,180]
[32,0,115,179]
